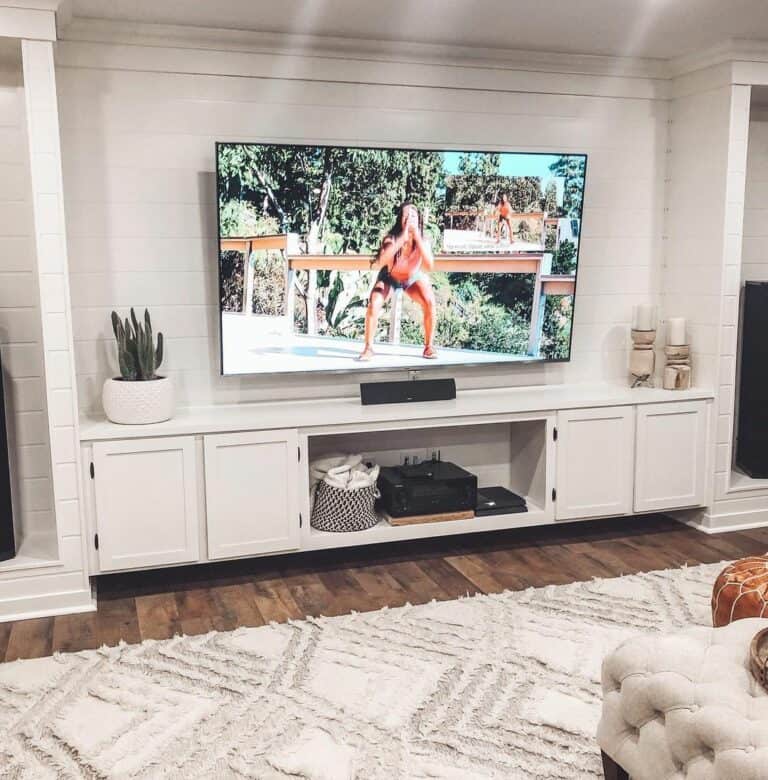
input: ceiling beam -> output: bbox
[0,6,54,39]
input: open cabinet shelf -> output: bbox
[301,413,554,550]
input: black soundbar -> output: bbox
[360,378,456,405]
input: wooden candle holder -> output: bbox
[630,329,656,388]
[663,344,691,390]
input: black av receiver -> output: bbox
[377,460,477,518]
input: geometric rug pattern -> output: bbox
[0,562,720,779]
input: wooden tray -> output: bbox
[383,510,474,526]
[750,628,768,693]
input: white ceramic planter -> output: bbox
[102,376,174,425]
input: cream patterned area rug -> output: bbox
[0,563,720,779]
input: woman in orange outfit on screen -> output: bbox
[357,202,437,361]
[496,192,514,244]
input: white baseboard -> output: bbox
[0,587,96,624]
[677,507,768,534]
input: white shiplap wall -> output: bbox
[55,43,668,410]
[0,63,55,543]
[707,113,768,527]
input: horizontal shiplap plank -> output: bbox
[575,265,656,296]
[0,88,24,127]
[57,97,663,151]
[741,207,768,237]
[0,164,31,201]
[7,377,45,413]
[16,444,51,480]
[0,343,45,379]
[0,272,40,309]
[664,264,722,297]
[69,271,216,308]
[0,307,42,344]
[56,67,666,116]
[74,335,216,375]
[12,411,48,447]
[63,165,215,206]
[67,235,216,273]
[570,322,629,353]
[65,201,218,239]
[0,202,34,237]
[571,294,645,325]
[577,236,658,267]
[0,128,27,164]
[0,237,36,271]
[72,304,217,341]
[741,263,768,281]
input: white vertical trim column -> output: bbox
[21,39,85,553]
[713,84,750,502]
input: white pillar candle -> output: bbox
[632,304,656,331]
[667,317,687,346]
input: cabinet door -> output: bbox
[204,429,300,560]
[634,401,708,512]
[93,437,200,572]
[556,407,634,520]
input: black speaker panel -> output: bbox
[0,353,15,562]
[735,282,768,478]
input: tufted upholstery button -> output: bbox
[597,618,768,780]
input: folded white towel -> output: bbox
[309,454,379,506]
[310,454,362,489]
[347,463,379,490]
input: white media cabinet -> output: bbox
[78,384,714,576]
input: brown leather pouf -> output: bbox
[712,556,768,627]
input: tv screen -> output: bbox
[216,143,586,376]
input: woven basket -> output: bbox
[310,481,380,533]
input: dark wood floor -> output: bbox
[1,515,767,663]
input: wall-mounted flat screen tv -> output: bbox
[216,142,586,376]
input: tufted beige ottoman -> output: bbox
[598,618,768,780]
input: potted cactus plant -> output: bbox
[102,308,174,424]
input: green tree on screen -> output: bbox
[551,239,577,274]
[548,155,585,218]
[541,295,573,359]
[457,152,501,177]
[217,145,445,253]
[543,181,558,214]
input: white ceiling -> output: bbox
[68,0,768,60]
